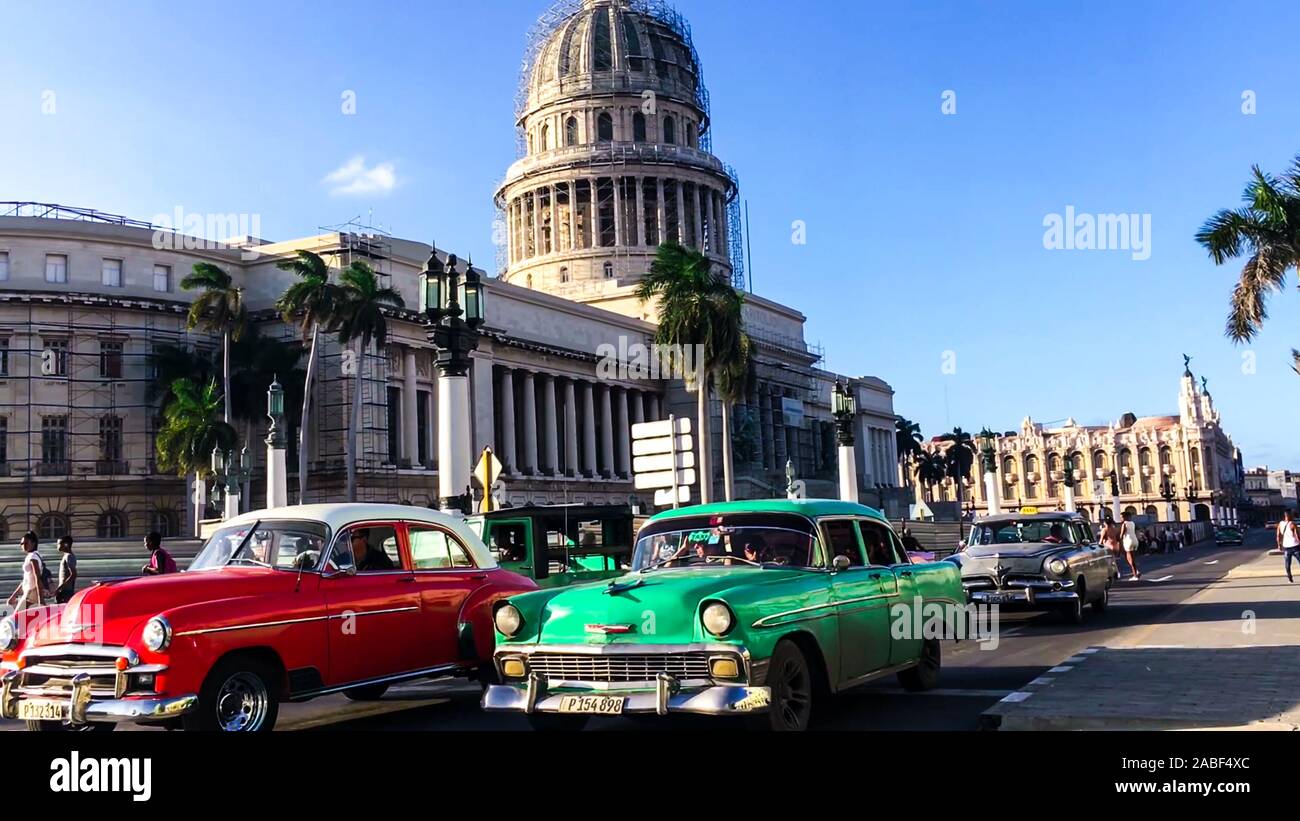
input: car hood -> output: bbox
[530,566,806,644]
[38,568,292,647]
[959,543,1076,577]
[963,542,1075,560]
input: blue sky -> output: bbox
[2,0,1298,467]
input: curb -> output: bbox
[980,647,1102,731]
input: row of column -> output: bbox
[495,365,661,481]
[507,176,728,264]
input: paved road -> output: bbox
[0,528,1266,732]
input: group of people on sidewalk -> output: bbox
[7,530,179,613]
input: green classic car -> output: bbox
[466,504,638,589]
[481,499,964,731]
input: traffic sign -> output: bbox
[654,487,691,506]
[632,434,693,456]
[632,451,695,473]
[631,417,691,439]
[474,447,504,513]
[631,414,694,509]
[634,468,697,491]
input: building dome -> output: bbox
[520,0,707,126]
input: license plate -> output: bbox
[983,592,1013,604]
[556,695,626,715]
[18,700,67,721]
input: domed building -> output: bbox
[497,0,741,319]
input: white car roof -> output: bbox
[219,503,497,568]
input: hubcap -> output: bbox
[774,658,810,729]
[215,672,269,732]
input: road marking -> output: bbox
[1047,665,1073,673]
[1064,655,1087,663]
[1079,647,1101,654]
[1027,677,1054,685]
[1000,691,1033,703]
[1148,575,1174,582]
[1204,560,1219,565]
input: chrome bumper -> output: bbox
[967,588,1078,605]
[1,670,197,725]
[483,672,771,717]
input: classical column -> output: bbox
[499,368,516,474]
[715,191,727,254]
[582,381,598,478]
[542,374,559,476]
[568,181,578,250]
[564,379,579,477]
[630,389,645,426]
[590,178,600,247]
[402,349,419,467]
[650,393,662,422]
[531,190,542,258]
[676,182,687,246]
[655,177,667,245]
[616,387,631,478]
[521,370,538,475]
[635,176,646,246]
[693,183,704,251]
[549,185,559,254]
[613,176,624,247]
[600,385,615,479]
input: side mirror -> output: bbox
[831,555,851,572]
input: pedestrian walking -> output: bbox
[1119,511,1142,581]
[1099,515,1123,574]
[1157,528,1168,554]
[141,531,178,576]
[7,531,52,612]
[54,535,77,604]
[1279,511,1300,584]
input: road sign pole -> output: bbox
[669,414,679,508]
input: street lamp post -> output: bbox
[423,248,485,514]
[1160,467,1177,522]
[265,376,288,508]
[978,429,1001,515]
[831,381,858,503]
[1185,482,1197,523]
[211,445,252,520]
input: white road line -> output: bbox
[1027,676,1054,686]
[1204,560,1219,565]
[1000,691,1033,703]
[1064,655,1087,663]
[1079,647,1101,654]
[1047,665,1074,673]
[1147,575,1174,582]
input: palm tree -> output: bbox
[230,328,306,508]
[334,261,405,502]
[148,343,217,413]
[155,378,237,534]
[915,451,947,503]
[275,250,343,502]
[1195,155,1300,344]
[939,427,977,512]
[636,242,749,503]
[715,333,754,501]
[181,263,247,424]
[895,416,924,487]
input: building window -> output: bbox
[42,416,68,468]
[565,116,578,146]
[663,116,676,145]
[386,386,401,465]
[603,261,614,279]
[100,340,124,379]
[151,510,178,539]
[686,121,697,148]
[0,251,8,281]
[37,513,70,541]
[154,264,171,293]
[0,417,7,468]
[540,123,550,151]
[45,254,68,284]
[416,389,430,467]
[100,415,123,463]
[41,338,69,377]
[633,112,647,142]
[0,337,9,377]
[592,6,613,71]
[597,112,614,143]
[559,266,570,283]
[1118,448,1134,494]
[97,511,127,539]
[101,258,122,287]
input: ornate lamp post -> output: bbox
[831,381,859,503]
[265,376,288,508]
[211,444,252,520]
[423,248,485,514]
[978,429,1001,515]
[1160,467,1177,521]
[1185,481,1197,523]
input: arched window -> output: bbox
[37,513,70,541]
[1118,448,1134,494]
[603,261,614,279]
[528,132,534,154]
[1092,450,1108,490]
[1138,447,1153,493]
[1001,456,1017,499]
[1068,452,1084,489]
[597,112,614,143]
[1024,454,1040,498]
[592,6,613,71]
[540,123,550,151]
[1144,505,1159,519]
[559,266,570,283]
[151,509,178,539]
[633,112,647,142]
[97,511,126,539]
[663,115,676,145]
[1047,453,1062,497]
[686,121,697,148]
[565,116,578,146]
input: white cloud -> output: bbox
[323,156,398,196]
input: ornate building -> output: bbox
[914,367,1245,523]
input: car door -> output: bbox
[872,523,924,667]
[1072,521,1110,591]
[483,518,534,579]
[825,518,894,684]
[405,523,492,666]
[321,521,425,687]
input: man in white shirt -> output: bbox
[1278,511,1300,584]
[7,531,48,611]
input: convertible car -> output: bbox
[482,499,964,731]
[0,504,535,732]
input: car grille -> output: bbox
[527,652,716,683]
[16,647,131,699]
[964,574,1049,590]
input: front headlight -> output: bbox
[494,604,523,638]
[702,602,735,636]
[1047,559,1068,576]
[0,617,17,652]
[142,616,172,652]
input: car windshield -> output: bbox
[632,514,820,570]
[190,520,330,571]
[969,520,1080,546]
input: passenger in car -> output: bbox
[352,529,395,572]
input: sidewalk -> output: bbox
[982,549,1300,730]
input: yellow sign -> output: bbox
[474,447,504,513]
[1019,506,1040,515]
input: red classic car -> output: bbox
[0,503,537,732]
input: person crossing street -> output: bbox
[1279,511,1300,584]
